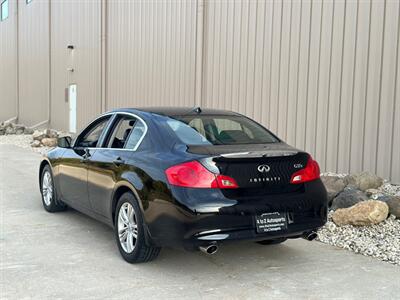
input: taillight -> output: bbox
[165,161,238,189]
[290,155,320,184]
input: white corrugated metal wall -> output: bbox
[0,0,17,121]
[17,0,49,125]
[201,0,399,183]
[50,0,102,130]
[106,0,197,109]
[0,0,399,183]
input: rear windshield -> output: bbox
[166,115,279,145]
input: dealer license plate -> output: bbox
[255,212,288,233]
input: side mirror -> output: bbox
[57,136,72,148]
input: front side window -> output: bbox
[168,115,279,145]
[1,0,9,21]
[75,116,111,148]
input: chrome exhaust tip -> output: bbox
[302,231,318,241]
[199,244,218,255]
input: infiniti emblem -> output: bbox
[257,164,271,173]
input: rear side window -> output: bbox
[169,115,279,145]
[125,121,146,150]
[106,115,146,150]
[107,116,135,148]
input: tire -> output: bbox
[256,238,287,245]
[114,192,160,263]
[40,165,67,212]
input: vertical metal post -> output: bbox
[48,0,51,125]
[100,0,108,112]
[194,0,205,107]
[15,0,19,122]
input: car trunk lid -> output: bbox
[190,143,309,196]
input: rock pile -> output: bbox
[0,121,34,135]
[322,171,400,221]
[31,129,61,148]
[318,171,400,265]
[0,121,66,149]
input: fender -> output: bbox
[38,157,53,189]
[39,156,66,206]
[110,179,144,218]
[110,179,158,246]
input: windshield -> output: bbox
[166,115,279,145]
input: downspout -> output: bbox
[194,0,205,107]
[100,0,107,112]
[47,0,51,126]
[15,0,19,122]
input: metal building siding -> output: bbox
[50,0,101,131]
[201,0,399,183]
[49,0,71,131]
[0,0,17,121]
[17,0,49,126]
[70,0,102,130]
[106,0,197,110]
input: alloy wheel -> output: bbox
[42,171,53,206]
[118,202,138,253]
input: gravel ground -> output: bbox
[0,134,51,155]
[317,213,400,265]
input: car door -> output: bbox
[58,115,112,209]
[87,113,147,218]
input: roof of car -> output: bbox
[112,107,241,117]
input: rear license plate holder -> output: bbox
[255,212,287,233]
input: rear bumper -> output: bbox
[145,180,328,250]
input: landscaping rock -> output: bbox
[332,200,389,226]
[24,127,34,135]
[359,189,400,217]
[386,196,400,218]
[5,126,16,135]
[347,171,384,191]
[321,175,349,203]
[14,124,25,135]
[46,129,59,139]
[331,186,368,210]
[32,130,47,141]
[41,138,57,147]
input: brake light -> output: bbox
[290,155,320,184]
[165,161,238,189]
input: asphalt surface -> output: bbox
[1,144,399,299]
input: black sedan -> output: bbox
[39,107,327,263]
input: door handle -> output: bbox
[113,157,125,166]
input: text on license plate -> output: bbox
[255,212,287,233]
